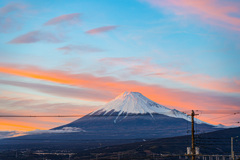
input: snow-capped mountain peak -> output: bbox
[91,91,207,124]
[100,91,171,114]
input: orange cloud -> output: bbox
[0,117,73,131]
[0,119,42,131]
[0,64,239,112]
[0,108,81,132]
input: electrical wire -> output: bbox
[204,112,239,121]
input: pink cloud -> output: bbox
[57,45,104,54]
[86,26,118,34]
[0,2,28,33]
[0,95,95,116]
[8,30,62,44]
[167,74,240,94]
[44,13,81,26]
[0,2,26,14]
[100,57,240,93]
[0,79,112,102]
[143,0,240,30]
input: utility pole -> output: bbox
[231,137,235,160]
[191,110,198,160]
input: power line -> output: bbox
[204,112,239,121]
[184,110,240,114]
[0,115,85,117]
[0,110,239,118]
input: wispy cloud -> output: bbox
[44,13,81,26]
[8,30,62,44]
[26,127,85,135]
[143,0,240,30]
[99,57,151,68]
[57,45,104,54]
[86,26,118,34]
[0,127,85,139]
[100,57,240,94]
[0,91,97,114]
[0,2,28,33]
[0,2,26,14]
[0,63,240,114]
[0,79,112,102]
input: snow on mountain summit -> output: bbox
[91,91,207,124]
[99,91,171,114]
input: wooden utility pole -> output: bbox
[231,137,235,160]
[191,110,198,160]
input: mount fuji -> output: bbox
[89,91,206,124]
[54,91,221,139]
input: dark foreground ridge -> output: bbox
[72,127,240,159]
[0,127,239,160]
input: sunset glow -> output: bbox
[0,0,239,133]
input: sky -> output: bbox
[0,0,240,137]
